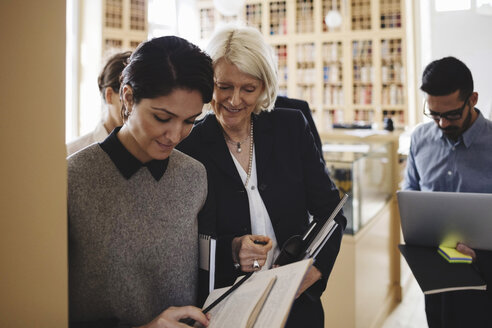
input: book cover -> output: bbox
[399,244,486,294]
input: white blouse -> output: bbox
[230,145,281,270]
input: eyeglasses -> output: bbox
[423,94,471,121]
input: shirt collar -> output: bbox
[99,126,169,181]
[462,109,486,148]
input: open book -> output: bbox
[200,259,313,328]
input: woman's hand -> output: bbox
[295,266,322,298]
[136,306,210,328]
[232,235,272,272]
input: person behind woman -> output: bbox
[68,36,214,327]
[177,24,346,327]
[67,51,132,156]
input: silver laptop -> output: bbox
[397,190,492,251]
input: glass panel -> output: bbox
[323,142,392,234]
[105,0,123,28]
[380,0,401,29]
[274,44,288,97]
[322,41,344,128]
[351,0,371,30]
[245,3,262,31]
[200,8,215,39]
[269,1,287,35]
[435,0,471,12]
[296,0,314,33]
[296,43,316,109]
[352,40,373,107]
[322,0,343,32]
[130,0,146,31]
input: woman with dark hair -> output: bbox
[68,36,214,328]
[67,51,131,155]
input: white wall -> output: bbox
[420,1,492,119]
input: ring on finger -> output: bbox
[253,259,260,269]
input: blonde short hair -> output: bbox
[206,24,278,114]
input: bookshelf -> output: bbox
[196,0,408,131]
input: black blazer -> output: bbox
[178,108,346,298]
[274,96,323,156]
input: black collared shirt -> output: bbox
[99,126,169,181]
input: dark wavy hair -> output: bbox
[420,56,474,100]
[120,36,214,120]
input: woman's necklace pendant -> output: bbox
[237,142,242,153]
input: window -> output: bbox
[435,0,471,12]
[148,0,177,38]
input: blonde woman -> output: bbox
[177,25,346,327]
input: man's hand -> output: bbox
[456,242,477,261]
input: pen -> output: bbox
[254,240,268,245]
[180,272,254,326]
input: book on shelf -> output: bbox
[399,244,486,295]
[200,258,313,328]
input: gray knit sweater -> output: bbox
[68,144,207,326]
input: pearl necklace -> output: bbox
[224,133,250,153]
[244,120,254,188]
[224,121,254,187]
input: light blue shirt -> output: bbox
[403,109,492,192]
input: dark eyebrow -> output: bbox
[152,107,177,117]
[429,107,462,115]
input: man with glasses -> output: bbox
[403,56,492,327]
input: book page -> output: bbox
[203,275,277,328]
[246,259,313,327]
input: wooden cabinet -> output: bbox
[197,0,409,131]
[320,130,403,328]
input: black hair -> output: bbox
[420,56,473,100]
[120,36,214,120]
[98,51,132,101]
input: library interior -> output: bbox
[1,0,492,327]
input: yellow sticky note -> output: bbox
[438,245,472,264]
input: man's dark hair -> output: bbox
[420,56,474,100]
[120,36,214,120]
[98,51,132,100]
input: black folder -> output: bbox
[399,244,486,294]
